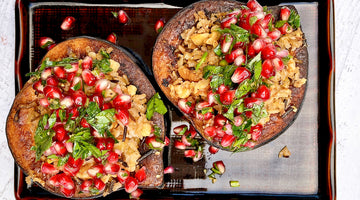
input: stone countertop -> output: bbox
[0,0,358,199]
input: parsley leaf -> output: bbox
[223,99,243,121]
[210,75,224,90]
[235,79,252,98]
[203,65,224,79]
[85,102,116,136]
[31,114,56,161]
[249,16,258,26]
[275,20,286,28]
[288,9,300,29]
[214,44,223,56]
[146,93,168,120]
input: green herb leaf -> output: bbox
[32,114,55,161]
[282,55,292,65]
[275,20,287,28]
[246,52,261,71]
[57,154,70,167]
[111,11,118,18]
[72,81,82,91]
[223,65,237,86]
[195,51,208,70]
[203,65,224,79]
[100,50,110,59]
[249,16,258,26]
[268,17,273,31]
[288,9,300,29]
[223,99,242,121]
[253,60,262,81]
[48,112,57,129]
[146,92,168,120]
[235,79,252,98]
[214,44,223,56]
[210,75,224,90]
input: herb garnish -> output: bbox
[146,92,168,120]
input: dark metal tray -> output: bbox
[14,0,335,199]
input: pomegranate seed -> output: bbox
[80,56,92,70]
[96,138,106,150]
[177,99,194,114]
[41,163,59,175]
[268,29,281,40]
[60,96,74,108]
[251,23,267,38]
[217,84,229,95]
[164,166,174,174]
[272,57,284,71]
[95,79,111,94]
[221,134,236,147]
[280,6,291,21]
[224,123,233,135]
[80,180,93,193]
[261,44,277,60]
[155,19,165,33]
[225,48,243,64]
[214,114,227,126]
[220,34,234,54]
[227,9,241,18]
[130,189,143,199]
[46,75,58,86]
[192,151,203,162]
[220,90,235,105]
[65,63,78,73]
[173,124,188,135]
[244,141,255,148]
[244,97,263,108]
[113,94,131,109]
[181,135,192,146]
[115,108,129,126]
[215,126,226,138]
[195,101,211,111]
[213,161,226,174]
[61,16,75,31]
[87,164,104,177]
[233,54,246,66]
[245,111,253,118]
[33,80,44,93]
[231,67,251,84]
[54,66,66,79]
[116,10,129,24]
[204,126,217,138]
[257,85,270,100]
[70,76,83,92]
[250,124,263,141]
[58,173,75,190]
[41,68,52,80]
[89,94,104,108]
[209,146,219,154]
[117,169,130,184]
[185,125,197,138]
[49,174,61,187]
[91,129,103,138]
[184,149,196,158]
[207,90,216,105]
[233,115,244,126]
[276,49,289,58]
[135,166,146,182]
[82,69,96,86]
[247,0,262,12]
[39,98,49,107]
[64,142,73,153]
[125,177,138,193]
[247,44,256,57]
[53,141,67,156]
[252,39,265,53]
[104,163,120,175]
[239,17,251,30]
[164,136,170,146]
[261,59,275,78]
[94,178,106,191]
[195,111,213,120]
[107,32,117,44]
[105,138,115,150]
[71,90,87,106]
[259,13,273,29]
[221,16,237,29]
[67,107,79,120]
[278,22,292,34]
[39,37,54,49]
[106,151,119,164]
[60,187,75,198]
[64,156,83,176]
[43,85,62,99]
[102,102,112,110]
[174,140,186,150]
[53,124,68,142]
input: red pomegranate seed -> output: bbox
[195,101,211,111]
[195,111,213,120]
[259,13,273,29]
[60,96,74,109]
[244,141,255,148]
[46,76,58,86]
[64,63,78,73]
[233,115,244,126]
[155,19,165,33]
[81,56,93,70]
[252,38,265,53]
[174,140,186,150]
[221,134,236,147]
[116,10,129,24]
[216,126,226,138]
[164,166,174,174]
[80,179,93,193]
[185,125,197,138]
[173,124,188,135]
[60,187,75,198]
[39,37,54,49]
[209,146,219,154]
[245,111,253,118]
[233,54,246,66]
[91,129,103,138]
[276,49,289,58]
[181,135,192,146]
[64,142,73,153]
[178,99,194,114]
[231,67,251,84]
[107,151,119,164]
[214,114,227,127]
[261,44,277,60]
[115,108,129,126]
[278,22,292,34]
[135,166,146,182]
[225,123,233,135]
[244,97,263,109]
[125,177,138,193]
[239,17,251,30]
[65,73,75,83]
[204,126,217,138]
[220,90,235,105]
[41,68,52,80]
[63,156,83,176]
[96,138,107,150]
[217,84,229,95]
[33,80,44,93]
[58,173,75,190]
[102,102,112,110]
[268,29,281,40]
[54,66,66,79]
[207,90,216,105]
[104,163,120,175]
[49,174,61,187]
[113,94,131,109]
[61,16,75,31]
[251,23,267,38]
[41,163,59,175]
[53,124,68,142]
[250,124,263,141]
[221,16,237,29]
[105,138,115,150]
[261,59,275,78]
[94,178,106,191]
[67,107,79,120]
[247,43,256,57]
[117,169,130,184]
[89,94,104,108]
[184,149,196,158]
[220,33,234,54]
[227,9,241,18]
[225,48,243,64]
[247,0,262,12]
[43,85,62,99]
[130,189,143,199]
[257,85,270,100]
[82,69,96,86]
[280,6,291,21]
[71,90,87,106]
[192,151,203,162]
[87,164,104,177]
[107,32,117,44]
[213,161,226,174]
[272,57,284,71]
[70,76,83,92]
[39,98,49,107]
[95,79,111,94]
[164,136,170,146]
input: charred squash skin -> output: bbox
[7,37,165,198]
[152,0,308,149]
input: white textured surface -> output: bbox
[0,0,358,199]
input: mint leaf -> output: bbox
[288,9,300,29]
[246,52,261,71]
[48,112,57,128]
[32,114,55,161]
[253,60,262,81]
[210,75,224,90]
[223,99,243,121]
[203,65,224,79]
[223,65,237,86]
[275,20,286,28]
[146,93,168,120]
[235,79,252,98]
[214,44,223,56]
[249,16,258,26]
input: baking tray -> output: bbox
[14,0,335,199]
